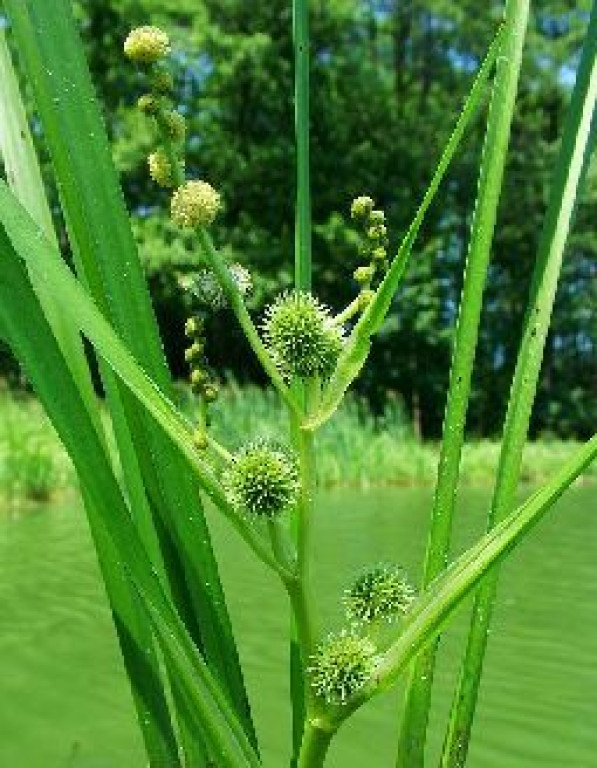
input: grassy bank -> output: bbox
[1,385,594,507]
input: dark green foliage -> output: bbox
[5,0,595,437]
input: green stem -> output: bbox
[293,0,312,290]
[154,101,301,418]
[302,26,504,432]
[321,433,597,735]
[440,6,597,766]
[297,721,333,768]
[207,434,233,463]
[396,6,529,766]
[197,227,301,417]
[268,519,299,577]
[289,379,320,765]
[332,296,361,327]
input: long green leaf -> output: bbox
[4,0,255,743]
[293,0,312,292]
[324,434,597,730]
[303,25,504,431]
[0,31,181,765]
[396,5,530,765]
[0,20,203,764]
[291,0,313,761]
[0,236,260,768]
[0,180,287,582]
[440,6,597,766]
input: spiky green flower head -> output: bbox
[309,631,378,705]
[222,440,299,519]
[263,291,344,380]
[344,564,416,625]
[124,26,170,65]
[350,195,375,222]
[182,263,252,310]
[148,149,175,187]
[171,181,221,228]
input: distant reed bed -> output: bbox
[2,385,592,507]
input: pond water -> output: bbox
[0,486,595,767]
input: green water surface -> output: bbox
[0,486,595,767]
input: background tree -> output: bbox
[2,0,595,437]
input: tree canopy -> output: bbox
[3,0,595,438]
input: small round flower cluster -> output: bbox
[124,26,170,65]
[308,631,378,705]
[183,315,218,449]
[171,181,220,228]
[262,291,344,381]
[350,195,390,310]
[343,564,416,625]
[222,440,299,519]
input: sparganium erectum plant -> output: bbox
[0,1,596,767]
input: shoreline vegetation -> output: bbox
[1,384,594,509]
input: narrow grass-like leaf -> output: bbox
[303,26,504,431]
[293,0,312,292]
[396,5,530,765]
[0,33,181,764]
[0,27,55,241]
[2,18,209,763]
[324,434,597,730]
[4,0,256,741]
[291,0,313,760]
[0,181,289,582]
[440,6,597,766]
[0,238,260,768]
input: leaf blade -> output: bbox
[303,25,504,431]
[440,5,597,765]
[0,234,259,768]
[3,0,256,742]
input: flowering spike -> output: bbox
[222,440,299,519]
[343,564,416,625]
[309,631,378,705]
[171,181,221,228]
[124,26,170,65]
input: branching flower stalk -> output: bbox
[0,6,592,768]
[116,13,597,767]
[397,3,531,765]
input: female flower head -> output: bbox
[222,440,299,519]
[309,631,378,705]
[262,291,344,380]
[344,564,416,625]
